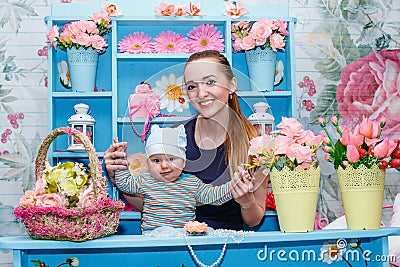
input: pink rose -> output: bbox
[34,174,47,194]
[232,38,242,52]
[285,143,312,164]
[269,33,285,51]
[46,25,59,47]
[250,21,272,45]
[336,49,400,138]
[248,134,274,155]
[274,19,289,36]
[276,117,303,136]
[37,193,66,207]
[19,190,38,208]
[78,187,95,208]
[240,35,256,51]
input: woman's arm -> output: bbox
[231,166,268,227]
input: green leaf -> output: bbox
[0,0,38,33]
[334,141,347,169]
[0,95,17,103]
[309,84,339,124]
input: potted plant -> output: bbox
[231,19,289,91]
[318,116,397,229]
[46,5,119,93]
[247,117,323,232]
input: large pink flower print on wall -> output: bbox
[336,49,400,139]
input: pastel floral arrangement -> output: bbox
[118,24,224,54]
[19,162,94,209]
[154,2,203,16]
[231,19,289,52]
[46,3,121,53]
[247,117,324,171]
[318,116,398,170]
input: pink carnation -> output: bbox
[276,117,303,136]
[19,190,38,208]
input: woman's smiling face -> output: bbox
[184,58,236,118]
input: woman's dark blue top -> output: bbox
[183,118,243,230]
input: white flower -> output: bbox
[154,73,189,113]
[274,60,284,86]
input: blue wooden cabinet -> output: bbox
[1,228,399,266]
[45,0,297,226]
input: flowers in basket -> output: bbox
[247,117,324,172]
[318,116,397,170]
[46,6,119,53]
[231,19,290,52]
[19,162,94,209]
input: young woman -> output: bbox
[104,50,268,230]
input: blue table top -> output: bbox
[1,228,400,250]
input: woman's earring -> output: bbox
[229,94,233,100]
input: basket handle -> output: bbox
[35,127,108,199]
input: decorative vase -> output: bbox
[245,46,277,92]
[66,47,99,93]
[337,164,385,230]
[270,166,320,232]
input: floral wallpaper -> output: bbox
[0,0,399,265]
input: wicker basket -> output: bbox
[13,127,125,242]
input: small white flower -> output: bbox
[274,60,284,86]
[154,73,189,113]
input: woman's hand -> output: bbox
[231,165,269,227]
[231,165,255,207]
[104,139,128,183]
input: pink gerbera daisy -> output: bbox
[118,32,153,53]
[187,24,224,53]
[152,30,189,53]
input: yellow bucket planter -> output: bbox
[337,164,385,230]
[270,166,320,233]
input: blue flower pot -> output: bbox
[66,47,99,93]
[245,47,276,92]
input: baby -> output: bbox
[115,125,235,232]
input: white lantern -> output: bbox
[248,102,275,135]
[67,103,95,152]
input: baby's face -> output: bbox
[147,154,185,182]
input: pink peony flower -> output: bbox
[152,31,189,53]
[78,187,95,208]
[37,193,66,207]
[118,32,153,54]
[276,117,303,137]
[19,190,38,208]
[336,49,400,139]
[187,24,224,53]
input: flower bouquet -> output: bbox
[13,127,124,241]
[247,117,323,232]
[46,4,120,93]
[318,116,396,229]
[231,19,289,91]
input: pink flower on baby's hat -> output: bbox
[187,24,224,53]
[118,32,153,54]
[152,30,189,53]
